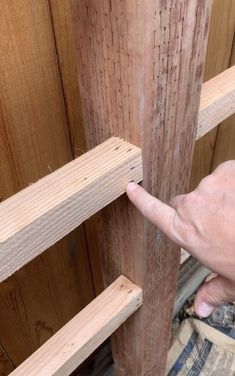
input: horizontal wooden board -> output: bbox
[0,137,142,282]
[197,66,235,139]
[10,275,142,376]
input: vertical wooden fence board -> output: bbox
[190,0,235,190]
[72,1,212,374]
[0,0,94,367]
[212,35,235,168]
[48,0,86,157]
[49,0,103,295]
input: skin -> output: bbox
[126,160,235,317]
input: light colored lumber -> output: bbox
[10,275,142,376]
[0,137,142,282]
[197,65,235,140]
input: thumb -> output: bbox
[194,276,235,318]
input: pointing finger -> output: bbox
[126,182,179,243]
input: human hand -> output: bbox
[126,161,235,317]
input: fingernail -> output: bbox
[196,302,214,318]
[127,182,138,193]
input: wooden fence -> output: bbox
[0,0,234,374]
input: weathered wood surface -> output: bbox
[72,1,212,374]
[0,137,142,282]
[0,0,94,367]
[10,276,142,376]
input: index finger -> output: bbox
[126,182,182,245]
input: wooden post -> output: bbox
[72,1,212,374]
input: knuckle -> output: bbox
[197,175,214,192]
[183,192,194,204]
[169,197,177,208]
[218,160,233,169]
[200,175,210,184]
[213,160,234,175]
[175,220,197,248]
[180,192,197,207]
[170,194,184,208]
[199,175,212,186]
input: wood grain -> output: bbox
[0,229,94,367]
[0,345,14,375]
[212,37,235,169]
[197,66,235,139]
[190,0,235,190]
[10,276,142,376]
[49,0,86,157]
[72,1,212,374]
[48,0,103,295]
[0,137,142,282]
[0,0,94,367]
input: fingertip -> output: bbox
[126,181,139,194]
[126,183,179,244]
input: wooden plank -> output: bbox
[10,276,142,376]
[190,0,235,190]
[0,137,142,282]
[49,0,103,296]
[48,0,86,158]
[0,0,95,368]
[72,1,212,374]
[212,36,235,169]
[197,66,235,139]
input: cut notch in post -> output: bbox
[9,275,143,376]
[0,137,143,282]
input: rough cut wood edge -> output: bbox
[0,137,142,282]
[9,275,142,376]
[197,65,235,140]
